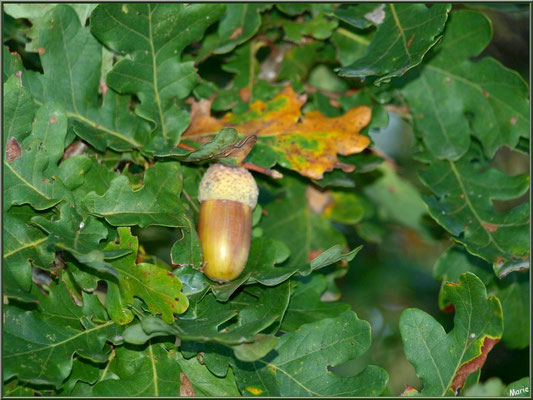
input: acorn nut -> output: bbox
[197,163,259,282]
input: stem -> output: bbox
[177,143,283,179]
[99,348,116,382]
[242,162,283,179]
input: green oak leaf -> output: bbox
[3,280,120,388]
[212,4,271,55]
[170,210,203,270]
[58,357,101,395]
[3,3,97,53]
[3,74,37,147]
[283,12,338,43]
[221,42,258,89]
[331,27,372,67]
[259,175,350,267]
[4,102,70,210]
[91,341,183,396]
[334,3,385,30]
[2,380,39,397]
[124,282,290,347]
[31,203,126,278]
[232,334,280,362]
[495,280,530,350]
[3,205,55,302]
[71,90,152,152]
[180,283,289,375]
[181,342,232,378]
[103,227,189,325]
[434,246,530,350]
[281,274,351,331]
[400,272,503,396]
[433,246,494,310]
[173,350,241,396]
[275,3,309,16]
[83,161,188,228]
[277,42,326,82]
[362,163,430,237]
[400,10,530,160]
[56,155,116,213]
[3,45,23,82]
[338,4,451,84]
[20,5,149,152]
[232,311,389,396]
[91,3,224,149]
[418,146,530,277]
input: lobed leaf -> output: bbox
[56,155,116,213]
[434,246,530,350]
[4,102,70,210]
[173,350,241,396]
[418,147,530,277]
[330,26,371,67]
[213,4,271,54]
[22,5,149,152]
[3,3,97,53]
[338,4,451,84]
[3,46,24,82]
[400,272,503,396]
[92,342,182,396]
[232,311,388,396]
[124,282,290,347]
[183,86,371,179]
[59,357,101,396]
[102,227,189,325]
[283,12,338,43]
[260,175,352,266]
[83,161,188,228]
[281,274,351,332]
[334,3,385,30]
[3,205,54,302]
[32,203,122,277]
[91,3,224,150]
[401,10,529,160]
[3,280,120,388]
[3,74,37,147]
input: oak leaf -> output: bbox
[184,86,371,179]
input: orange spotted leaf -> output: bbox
[184,86,371,179]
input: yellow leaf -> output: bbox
[184,86,371,179]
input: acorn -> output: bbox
[197,163,259,282]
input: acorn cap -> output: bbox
[198,163,259,208]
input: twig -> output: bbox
[242,161,283,179]
[177,142,197,151]
[177,142,283,179]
